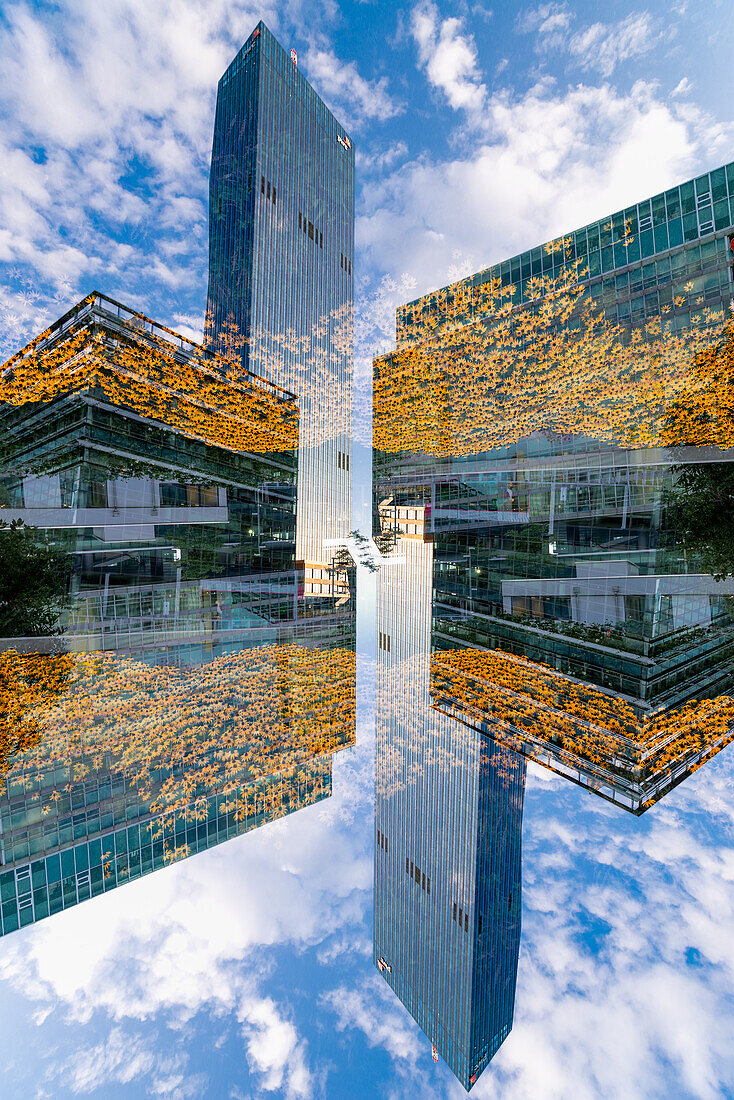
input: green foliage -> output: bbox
[166,523,228,581]
[0,520,69,636]
[668,463,734,581]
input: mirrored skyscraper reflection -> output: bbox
[0,284,355,936]
[375,161,734,817]
[375,536,525,1090]
[373,161,734,1093]
[0,22,358,939]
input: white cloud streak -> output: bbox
[568,12,661,78]
[303,48,403,130]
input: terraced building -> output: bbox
[374,161,734,813]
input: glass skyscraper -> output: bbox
[206,23,354,588]
[374,161,734,813]
[375,535,525,1090]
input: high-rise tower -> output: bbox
[374,534,525,1089]
[206,23,354,589]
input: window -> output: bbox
[406,858,430,895]
[453,902,468,931]
[261,177,276,205]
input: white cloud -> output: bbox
[324,976,423,1064]
[517,2,572,39]
[357,140,409,174]
[47,1027,204,1097]
[672,76,694,97]
[240,998,313,1098]
[172,311,206,345]
[303,47,402,129]
[411,2,487,115]
[568,12,660,78]
[518,6,664,78]
[358,78,730,315]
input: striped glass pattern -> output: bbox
[375,537,526,1090]
[206,23,354,570]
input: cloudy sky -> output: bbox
[1,648,734,1100]
[1,0,732,437]
[1,1,734,1097]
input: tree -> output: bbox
[0,519,69,636]
[667,463,734,581]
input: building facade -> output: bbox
[374,536,525,1090]
[0,292,356,937]
[0,634,355,937]
[0,291,304,656]
[374,161,734,813]
[206,22,354,584]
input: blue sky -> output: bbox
[1,0,733,443]
[1,652,734,1099]
[2,2,734,1097]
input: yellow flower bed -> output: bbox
[0,299,298,455]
